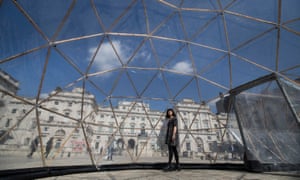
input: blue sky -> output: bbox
[0,0,299,111]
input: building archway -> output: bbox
[54,129,66,149]
[117,138,124,149]
[128,139,135,149]
[196,137,204,152]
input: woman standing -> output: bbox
[165,108,180,171]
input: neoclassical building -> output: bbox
[0,70,239,161]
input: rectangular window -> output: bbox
[209,143,213,151]
[55,140,61,149]
[216,132,220,140]
[5,119,11,127]
[109,122,114,133]
[49,116,54,122]
[31,120,37,129]
[98,122,103,132]
[16,119,21,128]
[24,138,30,146]
[203,120,209,130]
[197,144,203,152]
[120,122,125,133]
[95,142,99,149]
[186,142,191,151]
[226,132,230,140]
[130,124,135,134]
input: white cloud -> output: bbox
[138,50,151,62]
[171,61,193,74]
[89,40,127,72]
[126,48,151,64]
[88,41,152,73]
[40,93,49,99]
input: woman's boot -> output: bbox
[176,163,181,171]
[164,163,173,171]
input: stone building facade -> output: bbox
[0,70,240,161]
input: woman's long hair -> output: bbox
[165,108,176,118]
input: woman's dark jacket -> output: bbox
[165,117,179,146]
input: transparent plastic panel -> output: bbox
[278,78,300,122]
[234,80,300,165]
[227,104,245,161]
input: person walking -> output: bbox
[44,137,54,158]
[27,136,39,158]
[107,134,114,161]
[164,108,180,171]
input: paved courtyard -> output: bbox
[39,169,300,180]
[0,154,299,180]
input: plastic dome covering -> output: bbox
[0,0,299,176]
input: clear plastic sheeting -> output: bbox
[232,75,300,168]
[226,106,244,160]
[278,78,300,122]
[0,0,299,173]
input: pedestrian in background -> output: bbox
[107,134,114,161]
[44,137,54,158]
[27,136,39,158]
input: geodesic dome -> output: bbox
[0,0,299,178]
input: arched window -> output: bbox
[86,126,93,136]
[196,137,204,152]
[55,129,66,137]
